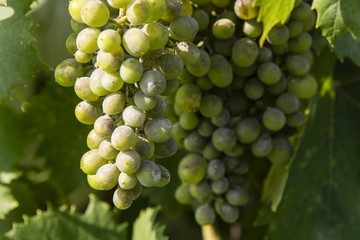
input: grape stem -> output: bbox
[202,225,222,240]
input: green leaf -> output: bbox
[132,207,168,240]
[340,0,360,40]
[0,0,45,98]
[0,184,18,219]
[0,0,7,6]
[334,33,360,66]
[265,59,360,239]
[254,0,296,46]
[4,194,128,240]
[313,0,347,45]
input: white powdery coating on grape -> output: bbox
[94,115,115,137]
[122,105,146,127]
[136,160,161,187]
[102,92,126,115]
[118,172,138,189]
[111,126,136,151]
[99,139,119,160]
[113,188,133,210]
[95,163,120,190]
[116,149,141,174]
[144,117,173,143]
[139,70,166,96]
[207,159,226,180]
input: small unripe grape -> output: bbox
[122,105,146,128]
[69,0,87,23]
[180,112,199,130]
[212,127,237,152]
[94,115,115,137]
[113,187,133,210]
[211,177,229,194]
[190,180,211,203]
[142,22,169,50]
[154,137,178,158]
[186,49,211,77]
[287,74,318,99]
[118,172,138,190]
[147,0,167,22]
[111,126,136,151]
[262,108,286,131]
[81,0,110,27]
[202,142,221,160]
[207,159,226,181]
[162,0,183,22]
[74,77,99,102]
[139,70,167,96]
[183,131,207,152]
[286,111,304,127]
[199,94,223,118]
[178,153,207,184]
[268,135,293,164]
[175,41,200,66]
[251,131,273,157]
[212,18,235,39]
[276,92,300,114]
[134,91,156,111]
[75,101,102,125]
[257,46,273,63]
[116,149,141,174]
[211,108,230,127]
[97,49,124,72]
[99,139,119,160]
[102,92,126,115]
[87,174,101,190]
[97,29,121,53]
[156,165,171,187]
[136,160,161,187]
[144,117,173,143]
[208,54,233,88]
[80,149,107,175]
[175,184,194,204]
[87,129,106,149]
[155,53,184,80]
[243,19,263,38]
[244,78,265,100]
[126,0,150,25]
[236,117,261,144]
[55,58,84,87]
[266,25,290,46]
[133,135,155,160]
[89,68,109,97]
[95,163,120,190]
[232,38,259,67]
[217,202,239,223]
[226,185,249,206]
[192,9,210,32]
[175,84,202,113]
[66,33,77,54]
[122,28,150,57]
[195,204,216,226]
[286,55,310,76]
[257,62,282,85]
[169,15,199,41]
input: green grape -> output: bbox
[95,163,120,190]
[224,142,244,157]
[120,58,143,84]
[216,10,238,24]
[74,77,99,102]
[175,184,194,204]
[133,135,155,161]
[174,104,184,117]
[192,9,210,32]
[287,74,318,99]
[244,77,265,100]
[286,110,304,127]
[181,0,193,16]
[69,0,87,23]
[191,0,211,6]
[122,105,146,128]
[75,101,102,125]
[301,10,316,32]
[134,91,156,111]
[217,201,239,223]
[196,76,214,91]
[161,78,179,96]
[111,126,136,151]
[175,41,200,66]
[207,54,233,88]
[286,55,310,76]
[118,172,138,190]
[97,29,121,53]
[236,117,261,144]
[234,0,258,20]
[116,149,141,174]
[199,94,223,118]
[136,160,161,187]
[139,70,167,96]
[251,131,273,157]
[197,119,215,138]
[195,204,216,226]
[262,108,286,131]
[170,15,199,41]
[225,92,248,117]
[183,131,207,152]
[287,19,303,38]
[231,61,257,78]
[107,0,132,8]
[89,68,109,96]
[178,68,196,84]
[161,0,183,22]
[87,174,101,190]
[87,129,106,149]
[212,0,230,7]
[294,0,302,7]
[232,37,259,67]
[144,117,173,143]
[223,157,239,172]
[288,32,312,53]
[80,149,107,175]
[203,142,221,160]
[70,18,87,33]
[212,18,235,39]
[257,46,273,63]
[156,165,171,187]
[266,74,287,95]
[97,49,124,72]
[186,49,211,77]
[232,161,249,175]
[55,58,84,87]
[173,122,189,139]
[243,19,263,38]
[122,28,150,57]
[270,42,288,55]
[266,25,290,46]
[276,92,299,114]
[94,115,115,137]
[211,108,230,127]
[80,0,110,27]
[226,185,249,206]
[212,127,237,152]
[298,49,314,68]
[99,139,119,160]
[155,53,184,80]
[190,180,212,202]
[207,159,226,180]
[66,33,77,54]
[147,0,167,22]
[128,182,143,199]
[113,187,133,210]
[101,71,124,92]
[180,112,199,130]
[175,84,202,113]
[268,135,293,164]
[257,62,282,85]
[103,92,126,115]
[291,2,312,21]
[211,177,229,194]
[154,137,178,158]
[146,95,167,118]
[126,0,150,24]
[178,153,207,184]
[74,50,93,64]
[213,36,237,57]
[142,22,169,50]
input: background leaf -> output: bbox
[334,33,360,66]
[0,185,18,219]
[340,0,360,40]
[132,207,168,240]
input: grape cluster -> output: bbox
[171,0,317,225]
[54,0,203,209]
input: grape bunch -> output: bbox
[54,0,203,209]
[170,0,317,225]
